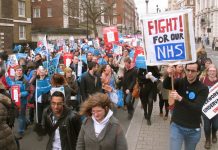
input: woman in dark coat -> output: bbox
[138,66,160,125]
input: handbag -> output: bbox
[109,90,119,104]
[132,81,140,98]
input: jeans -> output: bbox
[170,122,201,150]
[18,103,27,134]
[124,92,134,115]
[203,114,218,138]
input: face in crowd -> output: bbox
[87,52,93,61]
[73,56,79,64]
[207,64,217,79]
[185,63,200,84]
[51,94,64,118]
[15,67,23,78]
[92,106,107,122]
[175,65,184,74]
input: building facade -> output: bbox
[96,0,139,36]
[31,0,85,41]
[195,0,218,43]
[0,0,31,53]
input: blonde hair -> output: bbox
[206,64,218,77]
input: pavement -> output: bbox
[126,100,218,150]
[126,44,218,150]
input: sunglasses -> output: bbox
[185,69,198,73]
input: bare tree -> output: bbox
[65,0,115,38]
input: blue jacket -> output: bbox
[6,76,29,105]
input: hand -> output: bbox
[167,65,175,77]
[125,89,130,94]
[145,72,152,79]
[169,91,182,101]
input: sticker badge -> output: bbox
[188,91,196,100]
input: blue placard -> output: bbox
[155,43,185,61]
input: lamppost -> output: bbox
[145,0,149,14]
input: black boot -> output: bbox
[204,138,211,149]
[212,133,217,143]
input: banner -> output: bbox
[43,54,61,76]
[36,79,51,99]
[103,26,119,44]
[11,85,20,107]
[202,83,218,119]
[142,9,196,66]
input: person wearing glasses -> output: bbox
[200,64,218,149]
[76,93,128,150]
[35,91,81,150]
[163,62,209,150]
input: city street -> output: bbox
[15,45,218,150]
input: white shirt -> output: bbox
[92,109,113,137]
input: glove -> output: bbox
[145,72,152,79]
[145,72,157,83]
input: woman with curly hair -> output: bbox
[76,93,127,150]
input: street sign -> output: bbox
[142,9,196,66]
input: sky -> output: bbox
[134,0,169,18]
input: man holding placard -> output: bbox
[163,62,209,150]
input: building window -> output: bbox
[33,8,40,18]
[19,25,26,40]
[190,0,194,5]
[47,8,52,17]
[18,1,25,17]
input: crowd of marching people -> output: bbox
[0,37,217,150]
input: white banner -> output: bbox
[202,83,218,119]
[142,9,196,66]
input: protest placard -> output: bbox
[202,82,218,119]
[142,9,196,66]
[103,26,119,44]
[11,85,20,107]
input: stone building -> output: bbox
[195,0,218,44]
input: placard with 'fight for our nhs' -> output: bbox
[142,9,196,66]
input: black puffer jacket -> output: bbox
[0,93,17,150]
[35,106,81,150]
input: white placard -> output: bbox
[107,31,115,43]
[202,83,218,119]
[142,9,196,66]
